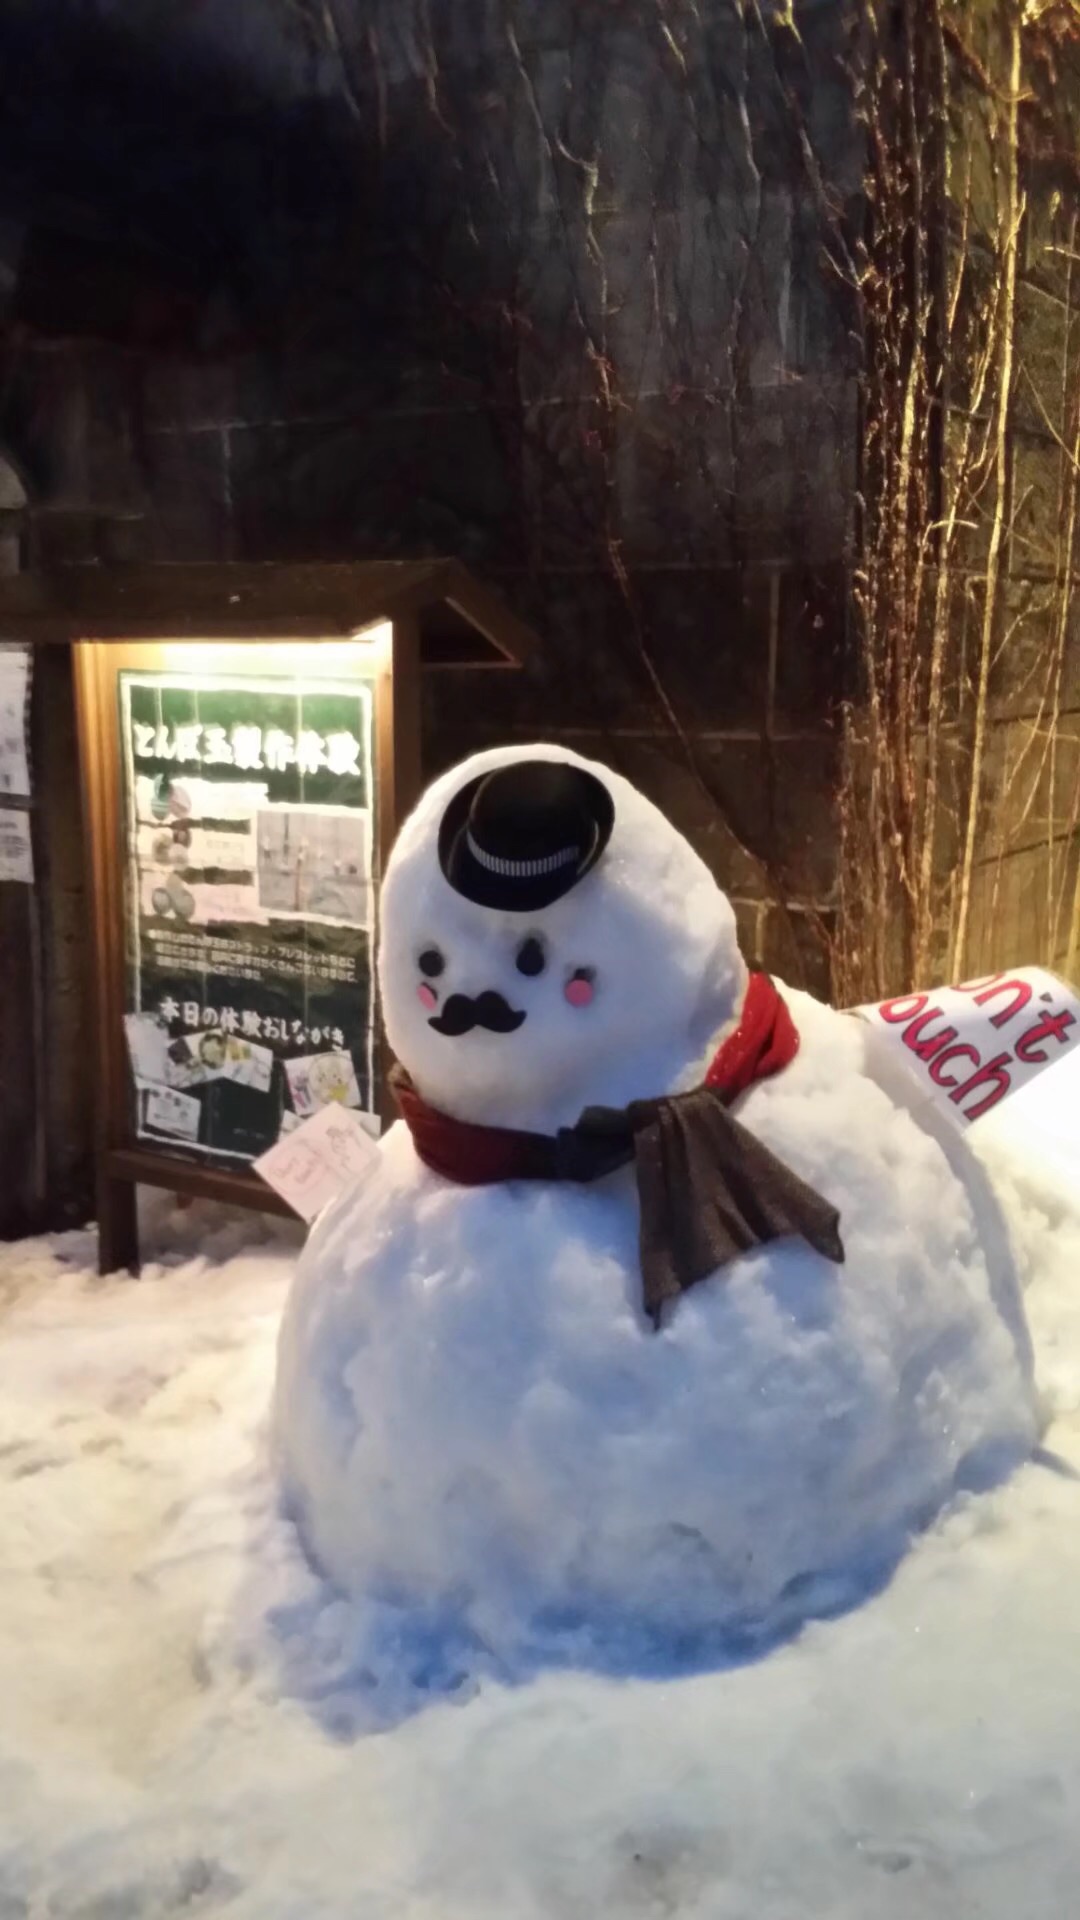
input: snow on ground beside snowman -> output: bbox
[274,748,1038,1666]
[1,1104,1080,1920]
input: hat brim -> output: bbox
[437,765,615,912]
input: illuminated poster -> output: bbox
[118,669,378,1167]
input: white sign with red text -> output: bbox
[857,967,1080,1127]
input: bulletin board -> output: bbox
[0,557,540,1275]
[117,664,378,1168]
[73,626,405,1276]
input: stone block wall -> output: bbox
[8,1,1077,1019]
[0,0,860,1001]
[3,0,1079,1237]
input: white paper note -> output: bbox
[124,1011,172,1083]
[255,1102,381,1223]
[0,646,30,799]
[0,808,33,884]
[145,1085,202,1142]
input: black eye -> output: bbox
[516,936,546,977]
[418,947,445,978]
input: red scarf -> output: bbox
[392,972,799,1187]
[389,972,841,1326]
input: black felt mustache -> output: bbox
[428,991,527,1036]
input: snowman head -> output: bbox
[378,745,748,1133]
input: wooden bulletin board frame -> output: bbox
[0,560,538,1274]
[74,623,416,1273]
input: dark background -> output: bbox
[0,0,1077,1235]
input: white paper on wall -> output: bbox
[0,645,31,799]
[0,807,33,884]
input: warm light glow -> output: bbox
[158,623,392,680]
[977,1042,1080,1186]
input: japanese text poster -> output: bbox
[119,668,378,1167]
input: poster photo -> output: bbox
[256,806,373,928]
[283,1049,362,1118]
[118,669,379,1168]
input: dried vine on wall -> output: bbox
[295,0,1080,1002]
[834,0,1080,1003]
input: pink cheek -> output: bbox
[417,982,438,1010]
[564,977,595,1009]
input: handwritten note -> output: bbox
[145,1085,201,1142]
[857,967,1080,1125]
[255,1101,382,1223]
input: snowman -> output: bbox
[274,745,1038,1662]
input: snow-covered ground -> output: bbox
[3,1062,1080,1919]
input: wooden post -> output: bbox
[374,616,422,1127]
[33,644,94,1229]
[376,615,422,877]
[0,830,37,1237]
[72,639,140,1274]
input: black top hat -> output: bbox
[438,758,615,911]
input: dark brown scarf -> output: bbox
[391,973,844,1326]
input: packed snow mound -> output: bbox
[4,1162,1080,1918]
[274,743,1038,1666]
[275,989,1037,1663]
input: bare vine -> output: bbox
[288,0,1080,1000]
[834,0,1080,1001]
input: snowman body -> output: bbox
[274,746,1037,1657]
